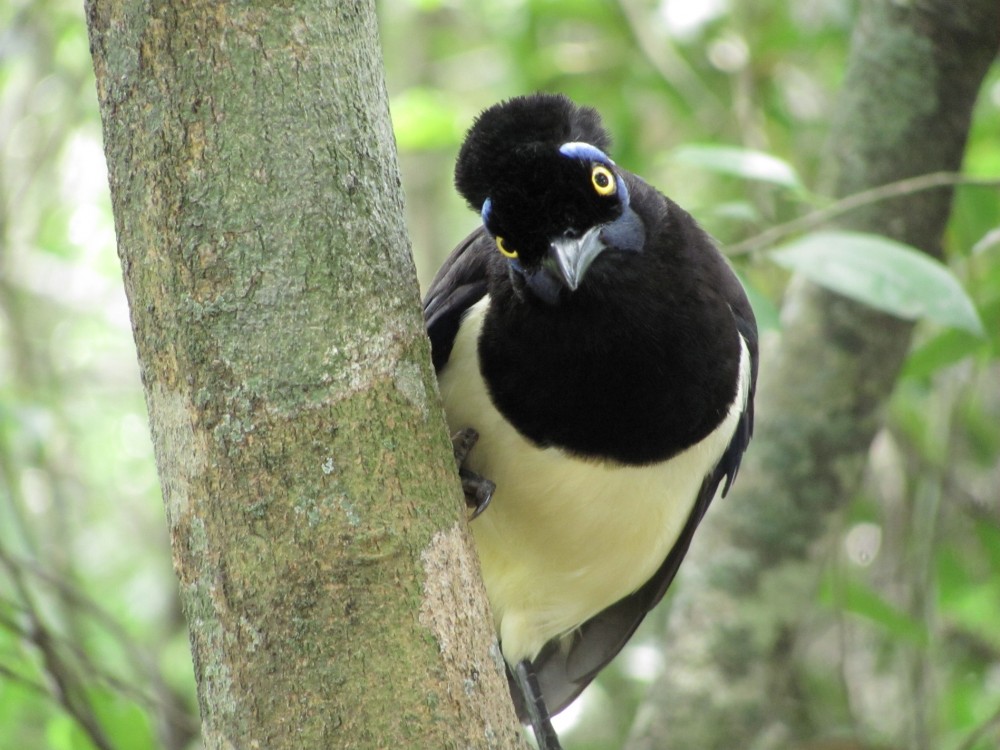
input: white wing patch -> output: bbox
[438,297,751,664]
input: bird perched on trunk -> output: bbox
[423,94,758,749]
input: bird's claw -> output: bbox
[452,428,495,519]
[461,469,495,519]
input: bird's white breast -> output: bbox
[437,296,750,664]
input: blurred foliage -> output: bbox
[0,0,997,749]
[1,1,197,748]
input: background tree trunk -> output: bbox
[85,1,522,748]
[626,1,1000,749]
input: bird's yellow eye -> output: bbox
[591,165,616,196]
[496,236,518,259]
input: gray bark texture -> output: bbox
[85,1,523,748]
[626,1,1000,749]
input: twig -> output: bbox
[0,558,198,741]
[726,172,1000,256]
[0,549,117,750]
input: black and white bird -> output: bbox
[423,94,758,749]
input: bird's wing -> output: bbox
[525,291,760,718]
[423,227,493,372]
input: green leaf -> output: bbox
[671,144,803,190]
[45,714,96,750]
[769,231,986,335]
[90,691,155,750]
[822,575,929,644]
[902,328,984,381]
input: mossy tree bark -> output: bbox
[626,1,1000,749]
[86,1,523,748]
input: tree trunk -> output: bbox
[626,1,1000,748]
[85,1,523,748]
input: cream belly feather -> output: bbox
[437,297,751,664]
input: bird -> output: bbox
[422,93,758,749]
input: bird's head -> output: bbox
[455,94,645,305]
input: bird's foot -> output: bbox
[452,428,495,519]
[460,468,495,519]
[514,660,563,750]
[452,426,479,465]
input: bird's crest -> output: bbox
[455,93,612,211]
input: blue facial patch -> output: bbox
[481,197,493,227]
[613,175,630,206]
[560,141,630,207]
[559,141,614,165]
[601,205,645,254]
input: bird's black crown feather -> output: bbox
[454,93,612,211]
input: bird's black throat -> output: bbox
[477,212,743,466]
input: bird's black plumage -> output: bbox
[477,173,745,464]
[454,94,612,214]
[424,93,758,744]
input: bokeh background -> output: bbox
[1,0,998,748]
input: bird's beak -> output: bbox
[546,226,607,291]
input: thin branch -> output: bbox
[726,172,1000,256]
[5,553,155,663]
[0,559,198,740]
[0,549,117,750]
